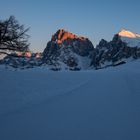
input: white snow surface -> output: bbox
[0,60,140,140]
[0,54,7,60]
[118,29,140,47]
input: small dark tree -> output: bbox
[0,16,30,53]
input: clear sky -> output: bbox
[0,0,140,52]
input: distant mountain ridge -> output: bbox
[1,28,140,70]
[91,33,140,69]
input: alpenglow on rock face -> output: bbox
[43,29,94,70]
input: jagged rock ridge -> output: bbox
[42,29,94,70]
[90,30,140,69]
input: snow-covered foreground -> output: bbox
[0,61,140,140]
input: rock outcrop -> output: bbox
[43,29,94,70]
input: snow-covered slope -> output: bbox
[118,29,140,47]
[0,53,7,60]
[0,60,140,140]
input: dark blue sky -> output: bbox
[0,0,140,52]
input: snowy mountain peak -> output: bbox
[118,29,140,38]
[117,29,140,47]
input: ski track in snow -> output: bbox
[0,77,91,117]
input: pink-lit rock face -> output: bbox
[25,52,32,58]
[35,53,41,59]
[44,29,94,57]
[17,52,23,56]
[42,29,94,69]
[52,29,88,44]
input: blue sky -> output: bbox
[0,0,140,52]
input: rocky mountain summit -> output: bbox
[42,29,94,70]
